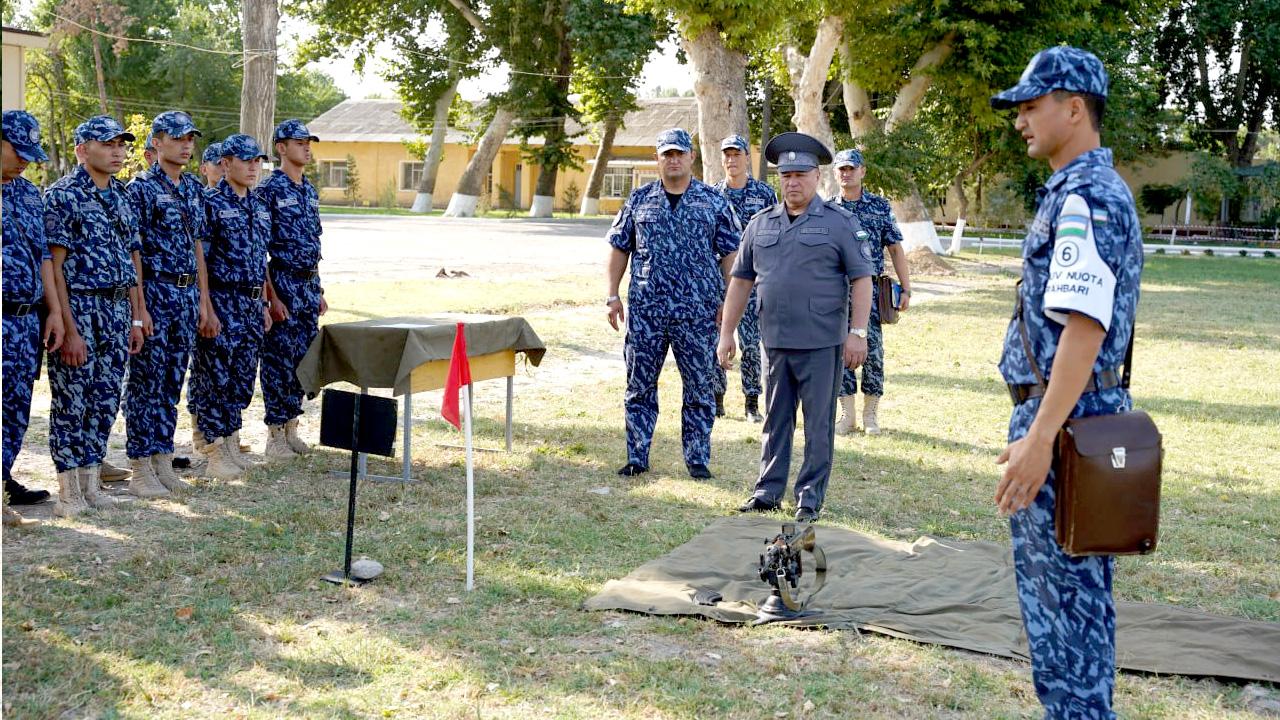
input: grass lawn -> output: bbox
[3,253,1277,719]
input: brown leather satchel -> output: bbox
[876,275,899,325]
[1018,300,1162,556]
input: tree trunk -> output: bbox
[892,190,944,253]
[839,40,879,138]
[758,78,772,179]
[581,114,619,216]
[446,106,515,217]
[884,31,956,132]
[529,122,563,218]
[784,16,842,197]
[412,76,459,213]
[240,0,279,148]
[90,34,109,114]
[681,27,748,185]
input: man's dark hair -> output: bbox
[1051,90,1105,131]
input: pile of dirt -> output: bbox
[907,247,957,276]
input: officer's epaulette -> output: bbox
[749,206,772,222]
[823,200,855,218]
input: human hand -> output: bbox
[198,304,222,338]
[269,297,289,322]
[60,333,87,367]
[898,291,911,312]
[606,298,624,331]
[128,326,145,354]
[843,334,867,369]
[716,333,737,369]
[138,308,154,337]
[43,313,65,353]
[263,306,274,333]
[318,294,328,315]
[995,433,1054,515]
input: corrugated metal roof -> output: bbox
[306,96,700,149]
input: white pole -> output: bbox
[464,383,475,591]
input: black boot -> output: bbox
[744,395,762,423]
[714,393,726,418]
[4,475,50,505]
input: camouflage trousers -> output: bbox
[124,281,198,458]
[713,285,762,398]
[840,281,883,397]
[1008,389,1129,720]
[48,293,131,472]
[260,272,321,426]
[3,312,42,481]
[189,289,264,443]
[623,312,717,468]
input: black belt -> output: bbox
[1007,368,1122,405]
[209,279,263,299]
[144,268,197,288]
[269,259,319,280]
[2,300,41,317]
[72,286,130,302]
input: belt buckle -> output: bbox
[250,286,263,300]
[113,287,128,302]
[177,273,193,288]
[15,303,33,316]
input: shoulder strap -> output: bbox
[1016,280,1136,391]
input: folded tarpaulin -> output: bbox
[296,314,546,396]
[584,516,1280,683]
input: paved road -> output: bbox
[319,215,614,283]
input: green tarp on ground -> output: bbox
[585,516,1280,683]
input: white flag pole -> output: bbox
[464,382,475,592]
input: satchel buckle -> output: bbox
[1111,447,1127,469]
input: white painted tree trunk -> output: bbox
[840,40,879,138]
[528,195,555,218]
[894,191,944,253]
[413,77,459,214]
[580,196,600,216]
[581,115,619,216]
[681,27,749,186]
[784,16,842,198]
[445,107,515,217]
[240,0,278,147]
[411,192,434,213]
[948,218,967,255]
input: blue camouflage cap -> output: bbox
[720,134,749,153]
[991,46,1109,109]
[144,133,155,151]
[152,110,201,138]
[273,118,319,144]
[764,131,832,172]
[2,110,49,162]
[201,142,223,164]
[832,148,864,169]
[219,134,268,161]
[74,115,135,145]
[655,128,693,154]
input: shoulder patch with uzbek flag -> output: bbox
[1044,193,1117,331]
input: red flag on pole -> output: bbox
[441,322,472,429]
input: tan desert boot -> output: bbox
[128,456,170,498]
[862,395,882,435]
[99,458,132,483]
[152,453,193,493]
[265,425,299,460]
[53,469,89,518]
[835,395,858,436]
[191,413,208,452]
[201,438,243,480]
[4,504,41,527]
[80,465,121,509]
[284,418,312,455]
[229,431,259,470]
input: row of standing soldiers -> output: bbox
[2,110,326,520]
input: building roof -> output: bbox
[2,26,51,49]
[307,96,700,149]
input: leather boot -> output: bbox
[284,418,312,455]
[3,504,40,527]
[153,453,193,493]
[191,413,208,452]
[229,431,259,469]
[744,395,763,423]
[265,424,299,460]
[99,458,132,483]
[862,394,882,435]
[53,469,89,518]
[128,456,170,498]
[835,395,857,436]
[201,438,243,480]
[714,393,726,418]
[4,475,50,505]
[80,465,121,509]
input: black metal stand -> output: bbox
[753,591,821,625]
[322,394,368,587]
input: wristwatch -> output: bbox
[131,320,144,328]
[849,327,868,339]
[606,295,621,305]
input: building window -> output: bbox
[634,170,659,189]
[320,160,347,189]
[602,165,635,199]
[400,161,425,192]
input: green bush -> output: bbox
[1203,248,1214,256]
[378,180,397,209]
[560,181,581,215]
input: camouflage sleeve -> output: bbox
[122,193,142,253]
[730,218,757,280]
[841,216,875,279]
[713,196,741,257]
[30,185,50,262]
[763,183,778,206]
[43,187,76,251]
[1044,192,1117,331]
[883,201,904,247]
[124,180,148,252]
[605,193,636,252]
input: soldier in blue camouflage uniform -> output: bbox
[2,111,65,512]
[189,134,274,479]
[44,115,148,516]
[258,119,326,459]
[123,111,217,496]
[199,142,224,190]
[606,128,740,479]
[991,47,1142,720]
[829,148,912,435]
[711,134,776,422]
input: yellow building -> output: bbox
[304,97,702,214]
[2,27,49,112]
